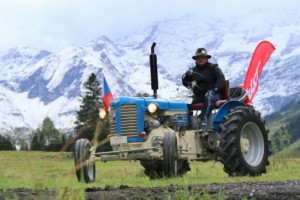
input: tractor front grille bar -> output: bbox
[110,104,138,137]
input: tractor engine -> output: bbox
[108,96,189,145]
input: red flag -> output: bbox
[102,75,113,110]
[241,41,275,104]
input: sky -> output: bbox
[0,0,299,54]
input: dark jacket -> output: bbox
[182,62,225,98]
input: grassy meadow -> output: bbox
[0,151,300,191]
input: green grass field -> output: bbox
[0,151,300,191]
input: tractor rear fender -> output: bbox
[213,100,245,132]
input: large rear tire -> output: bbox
[74,139,95,183]
[220,106,270,176]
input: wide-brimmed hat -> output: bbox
[192,48,211,60]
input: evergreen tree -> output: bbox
[30,133,42,150]
[272,126,291,152]
[74,73,102,141]
[74,73,111,151]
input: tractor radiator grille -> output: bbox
[110,105,138,137]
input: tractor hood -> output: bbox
[110,96,188,111]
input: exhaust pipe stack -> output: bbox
[149,43,158,98]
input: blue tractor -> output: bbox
[75,43,270,183]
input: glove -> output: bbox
[186,69,193,76]
[188,81,197,88]
[192,81,197,88]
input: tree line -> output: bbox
[0,117,70,151]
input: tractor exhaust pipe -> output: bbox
[149,42,158,98]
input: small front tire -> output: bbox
[74,139,96,183]
[163,131,178,177]
[140,132,190,179]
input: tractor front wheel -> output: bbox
[163,131,178,177]
[140,131,190,179]
[74,138,95,183]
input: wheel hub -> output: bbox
[240,122,264,167]
[240,138,250,153]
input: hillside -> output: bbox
[283,139,300,158]
[266,99,300,137]
[265,99,300,155]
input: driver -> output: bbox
[182,48,225,125]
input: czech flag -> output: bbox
[102,75,113,110]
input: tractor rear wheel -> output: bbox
[220,106,270,176]
[74,138,95,183]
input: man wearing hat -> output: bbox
[182,48,225,126]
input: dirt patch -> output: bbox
[1,180,300,199]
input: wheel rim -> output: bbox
[174,150,178,175]
[87,164,94,180]
[86,150,94,180]
[240,122,264,167]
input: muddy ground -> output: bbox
[1,180,300,199]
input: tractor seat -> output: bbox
[188,80,229,111]
[188,100,228,110]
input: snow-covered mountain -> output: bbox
[1,12,300,132]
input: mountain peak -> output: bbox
[1,46,51,61]
[0,13,300,132]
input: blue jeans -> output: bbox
[193,91,220,122]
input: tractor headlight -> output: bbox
[148,103,158,113]
[99,109,107,119]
